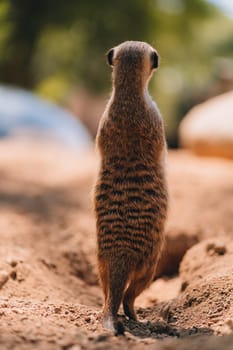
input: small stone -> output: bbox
[54,307,61,314]
[181,280,189,292]
[215,245,226,255]
[0,271,9,288]
[10,270,17,280]
[10,260,18,267]
[85,316,91,323]
[206,241,226,255]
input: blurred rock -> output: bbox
[0,85,92,149]
[179,91,233,158]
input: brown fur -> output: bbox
[94,41,168,335]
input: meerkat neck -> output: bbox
[112,74,148,104]
[112,86,143,102]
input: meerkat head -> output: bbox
[106,41,159,88]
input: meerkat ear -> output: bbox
[106,48,114,66]
[151,51,159,69]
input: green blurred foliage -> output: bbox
[0,0,233,145]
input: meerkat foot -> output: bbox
[123,301,137,321]
[103,314,125,336]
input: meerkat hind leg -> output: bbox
[98,259,109,302]
[123,267,154,320]
[103,292,125,335]
[102,260,129,335]
[98,260,122,333]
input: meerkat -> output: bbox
[94,41,168,335]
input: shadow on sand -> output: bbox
[123,317,213,339]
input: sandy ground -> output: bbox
[0,139,232,350]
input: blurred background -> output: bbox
[1,2,233,345]
[0,0,233,150]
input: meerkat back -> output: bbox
[94,41,168,335]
